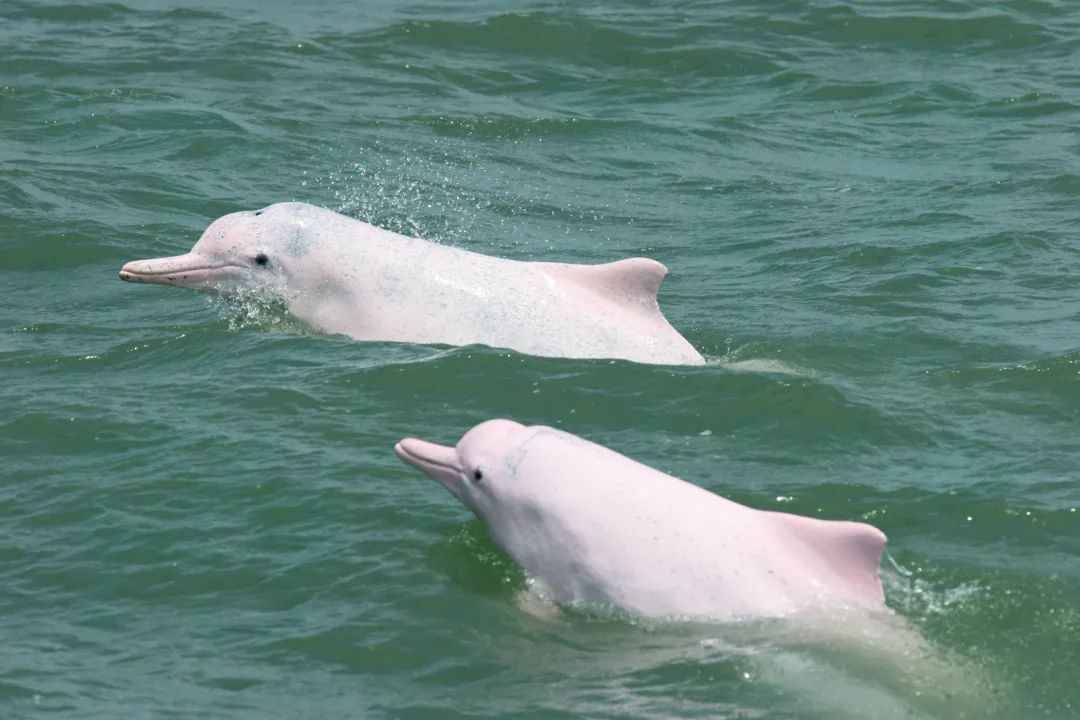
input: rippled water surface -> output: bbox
[3,0,1079,717]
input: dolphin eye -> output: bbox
[254,209,264,216]
[473,469,483,483]
[254,253,269,267]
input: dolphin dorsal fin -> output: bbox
[769,512,888,606]
[539,258,669,315]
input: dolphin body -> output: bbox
[120,202,704,365]
[395,419,887,621]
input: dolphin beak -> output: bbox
[119,253,240,290]
[394,438,466,499]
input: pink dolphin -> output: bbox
[119,202,704,365]
[395,419,887,621]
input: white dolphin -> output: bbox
[119,202,704,365]
[395,419,887,621]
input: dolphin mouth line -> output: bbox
[118,262,245,284]
[393,438,465,498]
[393,441,458,474]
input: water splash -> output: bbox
[882,553,984,618]
[709,342,813,377]
[207,289,311,336]
[304,131,626,256]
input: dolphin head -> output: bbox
[118,202,326,298]
[394,419,534,521]
[396,419,644,610]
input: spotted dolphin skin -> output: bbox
[395,419,887,621]
[119,202,704,365]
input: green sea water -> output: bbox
[2,0,1079,717]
